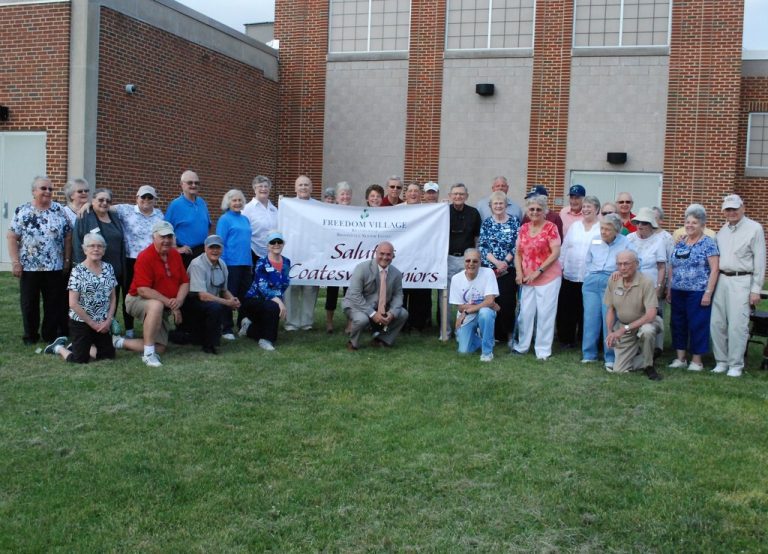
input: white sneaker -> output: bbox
[480,353,494,362]
[668,358,688,369]
[536,356,550,361]
[581,358,597,364]
[222,333,236,341]
[112,335,125,349]
[284,324,298,331]
[605,362,614,371]
[300,325,313,331]
[711,363,728,374]
[687,362,703,371]
[238,318,252,338]
[44,336,68,355]
[142,353,162,367]
[726,367,743,377]
[258,339,275,351]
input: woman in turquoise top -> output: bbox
[216,189,253,338]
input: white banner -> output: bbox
[277,199,449,288]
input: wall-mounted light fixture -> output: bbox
[607,152,627,164]
[476,83,495,96]
[125,84,137,94]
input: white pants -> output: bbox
[710,274,751,371]
[284,285,319,329]
[514,277,562,358]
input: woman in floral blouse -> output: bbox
[238,230,291,351]
[512,195,562,360]
[479,191,520,343]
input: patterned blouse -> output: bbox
[113,204,164,259]
[68,261,118,322]
[669,236,719,292]
[478,216,520,270]
[11,202,71,271]
[246,256,291,300]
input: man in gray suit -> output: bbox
[343,241,409,350]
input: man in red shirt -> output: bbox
[114,220,190,367]
[381,176,404,206]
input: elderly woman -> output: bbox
[581,213,634,368]
[325,181,354,333]
[62,178,91,227]
[243,175,278,266]
[7,176,72,344]
[600,202,617,217]
[365,184,384,207]
[667,205,719,371]
[512,195,562,359]
[401,182,433,331]
[479,190,520,343]
[73,188,125,298]
[43,232,117,363]
[216,189,253,339]
[239,231,290,351]
[557,195,601,348]
[322,187,336,203]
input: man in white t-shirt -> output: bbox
[449,248,499,362]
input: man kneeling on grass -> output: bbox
[113,221,190,367]
[604,250,663,380]
[449,248,499,362]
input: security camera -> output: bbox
[125,84,137,94]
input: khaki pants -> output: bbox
[611,316,663,373]
[710,274,751,372]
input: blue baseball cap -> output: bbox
[569,184,586,197]
[525,185,549,199]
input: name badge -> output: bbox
[265,266,275,272]
[614,289,624,296]
[592,239,602,245]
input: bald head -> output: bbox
[295,175,312,199]
[375,241,395,269]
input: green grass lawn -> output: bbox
[1,273,767,552]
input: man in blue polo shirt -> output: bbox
[165,169,211,267]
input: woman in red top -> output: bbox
[512,195,562,360]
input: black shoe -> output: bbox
[644,366,662,381]
[202,345,218,355]
[653,348,663,361]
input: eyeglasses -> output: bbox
[85,244,105,249]
[389,185,402,190]
[95,198,111,204]
[184,180,200,185]
[268,239,284,245]
[464,259,480,264]
[601,211,615,216]
[76,189,89,194]
[210,265,226,288]
[140,194,155,200]
[528,207,543,212]
[617,200,632,204]
[38,186,53,191]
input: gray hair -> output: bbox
[82,231,107,250]
[31,175,51,192]
[492,176,508,186]
[463,247,480,258]
[221,189,246,211]
[616,249,639,264]
[652,206,665,221]
[525,195,549,214]
[601,213,623,233]
[385,175,403,187]
[684,203,707,224]
[64,178,89,203]
[450,183,468,196]
[93,188,113,201]
[252,175,272,189]
[489,191,507,205]
[583,195,601,211]
[335,181,352,194]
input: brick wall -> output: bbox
[274,0,329,199]
[663,0,744,226]
[526,0,574,197]
[403,0,446,185]
[0,3,70,197]
[735,76,768,231]
[96,7,279,209]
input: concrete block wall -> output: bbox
[96,7,279,209]
[0,3,70,197]
[567,56,669,174]
[323,60,408,201]
[439,58,533,204]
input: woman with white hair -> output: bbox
[62,178,91,227]
[216,189,253,339]
[325,181,353,333]
[512,195,562,360]
[242,175,278,266]
[43,232,117,363]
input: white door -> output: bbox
[569,171,662,212]
[0,132,47,268]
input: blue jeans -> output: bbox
[582,272,614,363]
[456,307,496,356]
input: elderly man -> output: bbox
[165,169,211,267]
[616,192,636,235]
[381,176,404,206]
[243,175,278,265]
[710,194,766,377]
[284,175,320,331]
[450,248,499,362]
[342,241,408,350]
[477,176,523,222]
[423,181,440,203]
[560,184,585,236]
[114,221,190,367]
[604,250,663,380]
[181,235,241,354]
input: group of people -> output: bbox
[7,173,765,378]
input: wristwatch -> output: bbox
[624,324,630,333]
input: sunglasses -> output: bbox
[38,186,53,191]
[140,194,155,200]
[184,180,200,185]
[389,185,403,190]
[95,198,111,204]
[602,211,615,215]
[269,239,284,245]
[617,200,632,204]
[76,189,89,194]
